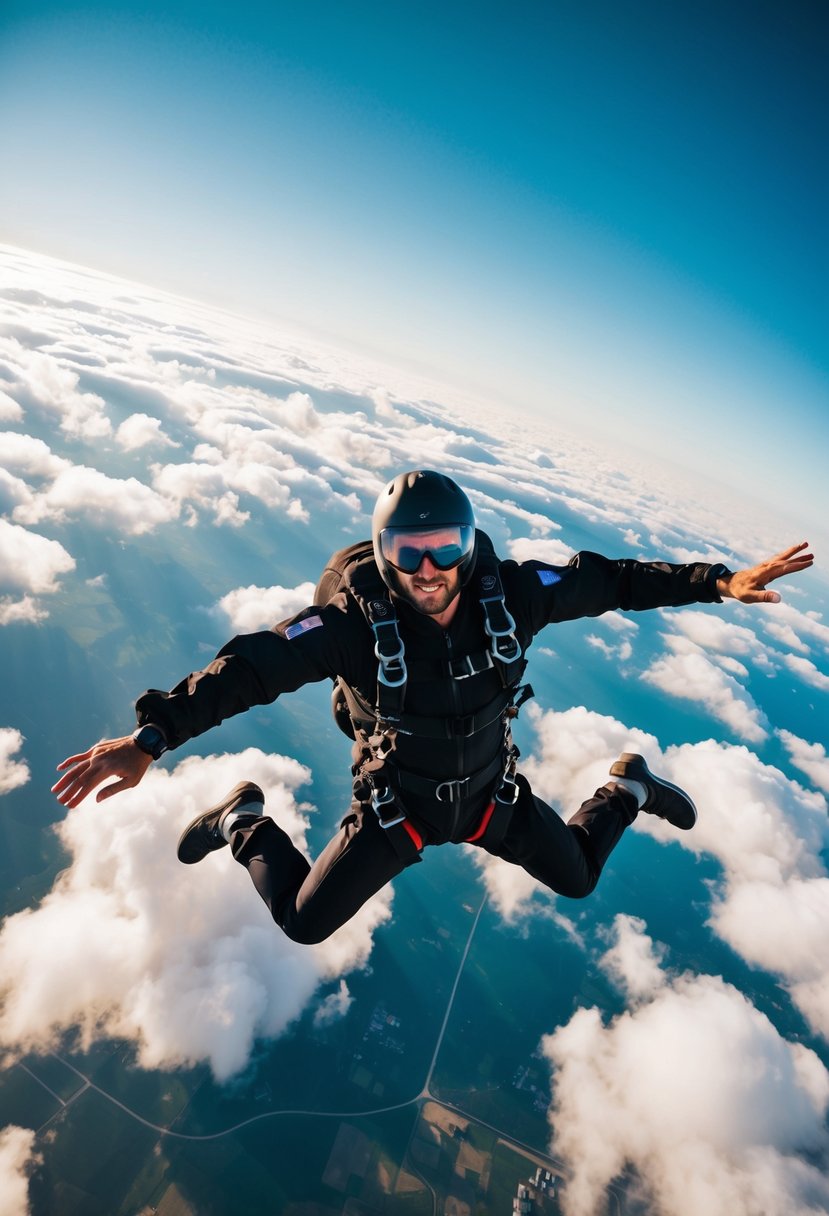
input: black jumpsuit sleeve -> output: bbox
[134,597,363,750]
[505,550,728,641]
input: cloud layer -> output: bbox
[543,916,829,1216]
[0,1125,39,1216]
[520,705,829,1042]
[0,729,30,796]
[0,750,391,1081]
[1,245,827,1204]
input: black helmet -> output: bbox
[372,470,478,589]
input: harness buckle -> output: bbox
[452,651,495,680]
[480,596,521,663]
[371,619,408,688]
[370,784,406,828]
[435,776,471,803]
[495,773,520,805]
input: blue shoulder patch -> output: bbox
[285,614,323,639]
[537,568,563,586]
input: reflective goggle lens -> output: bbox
[380,525,475,573]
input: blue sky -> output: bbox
[1,0,826,543]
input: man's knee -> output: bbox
[549,869,599,900]
[278,905,338,946]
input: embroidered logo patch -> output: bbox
[537,568,563,586]
[285,615,324,639]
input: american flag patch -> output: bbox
[285,615,323,639]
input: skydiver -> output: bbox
[53,471,814,944]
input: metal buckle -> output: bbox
[480,596,518,638]
[495,773,520,805]
[371,785,406,828]
[372,620,408,688]
[435,777,470,803]
[377,657,407,688]
[480,597,521,663]
[452,651,495,680]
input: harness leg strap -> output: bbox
[378,817,423,865]
[465,797,516,850]
[356,775,424,866]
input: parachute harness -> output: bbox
[345,547,533,862]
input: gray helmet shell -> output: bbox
[372,470,478,589]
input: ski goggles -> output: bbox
[379,524,475,574]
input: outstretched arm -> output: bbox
[717,541,814,604]
[52,736,154,809]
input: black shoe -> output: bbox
[176,780,265,864]
[609,753,697,831]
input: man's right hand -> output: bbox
[52,736,154,809]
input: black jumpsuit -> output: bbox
[136,551,724,942]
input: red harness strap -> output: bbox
[464,801,496,844]
[402,819,423,851]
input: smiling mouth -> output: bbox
[413,581,443,593]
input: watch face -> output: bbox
[135,726,166,758]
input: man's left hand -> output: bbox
[718,541,814,604]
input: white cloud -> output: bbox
[586,634,633,663]
[0,389,23,421]
[598,914,665,1002]
[665,609,761,657]
[542,918,829,1216]
[151,462,252,527]
[0,729,30,796]
[0,1125,39,1216]
[658,541,731,564]
[286,497,311,523]
[464,846,582,943]
[4,341,111,440]
[781,654,829,692]
[521,707,829,1041]
[666,742,829,1040]
[670,737,828,883]
[14,466,179,536]
[0,520,75,596]
[313,979,353,1028]
[214,582,317,632]
[602,612,638,634]
[0,749,391,1082]
[507,536,573,565]
[764,620,811,653]
[115,412,178,451]
[642,649,769,742]
[520,703,655,815]
[0,432,69,480]
[0,468,34,515]
[0,596,49,626]
[777,729,829,795]
[711,878,829,1045]
[466,848,552,923]
[755,602,829,657]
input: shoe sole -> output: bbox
[609,752,697,831]
[176,780,265,864]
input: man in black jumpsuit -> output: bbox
[53,471,813,944]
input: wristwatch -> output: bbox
[706,562,732,600]
[132,724,168,760]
